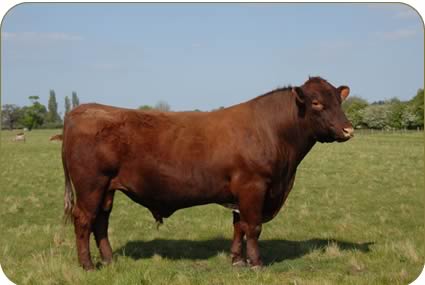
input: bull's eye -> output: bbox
[312,100,324,110]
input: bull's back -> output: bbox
[63,104,232,195]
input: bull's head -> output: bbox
[292,77,354,143]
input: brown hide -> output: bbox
[49,134,63,141]
[62,77,353,270]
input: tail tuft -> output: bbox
[63,179,74,224]
[62,137,75,224]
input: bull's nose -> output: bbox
[342,127,354,138]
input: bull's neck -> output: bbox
[250,89,316,165]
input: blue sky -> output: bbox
[1,3,423,114]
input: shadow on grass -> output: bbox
[114,238,374,265]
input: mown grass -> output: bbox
[0,129,423,284]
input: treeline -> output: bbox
[139,101,204,112]
[3,89,424,130]
[343,89,424,130]
[138,100,171,112]
[1,91,80,130]
[140,91,424,131]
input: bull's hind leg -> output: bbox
[93,191,115,265]
[72,179,109,270]
[73,204,97,270]
[231,211,246,266]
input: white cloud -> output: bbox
[376,28,417,41]
[2,32,83,42]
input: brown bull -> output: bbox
[62,77,353,270]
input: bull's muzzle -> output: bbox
[342,127,354,139]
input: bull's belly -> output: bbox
[145,199,237,226]
[117,164,295,224]
[122,186,289,224]
[120,179,235,223]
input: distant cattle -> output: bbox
[49,134,63,141]
[13,133,25,142]
[62,77,353,270]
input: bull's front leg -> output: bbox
[236,179,266,268]
[230,211,246,266]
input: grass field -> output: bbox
[0,129,423,284]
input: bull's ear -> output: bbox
[337,86,350,101]
[292,87,305,106]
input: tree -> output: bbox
[154,100,171,112]
[211,106,225,111]
[1,104,23,129]
[387,98,405,129]
[46,89,61,123]
[20,97,47,130]
[28,95,40,103]
[360,104,391,129]
[342,96,368,128]
[401,105,420,129]
[64,96,71,116]
[72,91,80,109]
[409,89,424,128]
[138,105,153,111]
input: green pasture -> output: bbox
[0,129,423,284]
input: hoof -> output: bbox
[101,258,113,266]
[96,259,112,269]
[82,264,95,271]
[247,259,263,270]
[250,264,263,271]
[232,259,247,267]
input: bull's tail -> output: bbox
[62,138,74,224]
